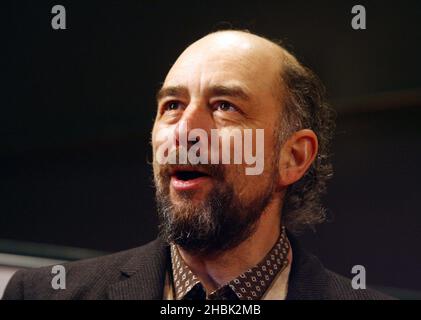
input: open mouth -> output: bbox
[173,170,209,181]
[168,167,213,191]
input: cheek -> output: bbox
[224,165,262,195]
[152,124,175,152]
[225,172,270,205]
[264,134,279,165]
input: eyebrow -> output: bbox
[156,85,189,102]
[209,85,251,101]
[155,84,251,103]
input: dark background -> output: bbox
[1,0,420,291]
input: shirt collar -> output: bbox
[170,226,290,300]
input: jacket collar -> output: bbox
[107,234,329,300]
[286,233,329,300]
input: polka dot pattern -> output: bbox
[170,226,290,300]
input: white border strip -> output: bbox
[0,253,67,268]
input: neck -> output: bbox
[176,196,282,293]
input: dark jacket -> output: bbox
[2,236,394,300]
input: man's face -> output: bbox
[152,32,285,254]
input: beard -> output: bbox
[154,161,278,256]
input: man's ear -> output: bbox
[278,129,318,187]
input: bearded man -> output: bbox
[2,30,392,300]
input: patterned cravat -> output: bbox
[170,226,290,300]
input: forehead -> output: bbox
[163,33,282,100]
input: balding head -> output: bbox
[165,30,294,109]
[175,29,286,68]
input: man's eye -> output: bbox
[163,101,182,112]
[215,102,237,112]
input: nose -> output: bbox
[174,102,213,147]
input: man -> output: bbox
[2,30,392,300]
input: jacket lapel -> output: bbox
[107,238,170,300]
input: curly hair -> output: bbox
[275,44,336,234]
